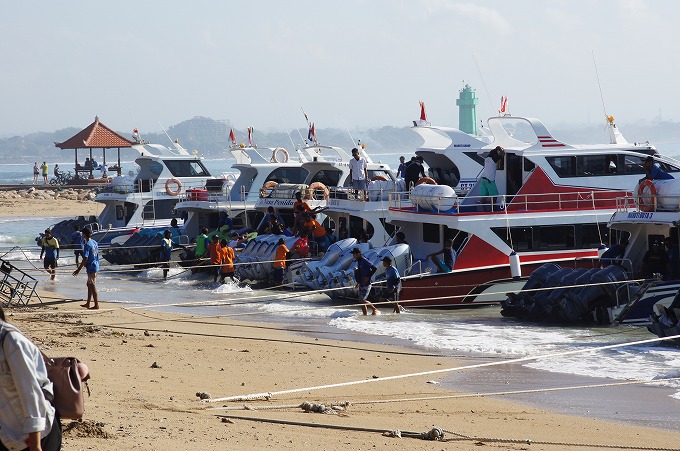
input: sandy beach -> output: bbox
[0,188,100,218]
[5,197,680,450]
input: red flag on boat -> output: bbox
[308,123,316,141]
[247,127,253,146]
[419,101,427,121]
[499,96,508,114]
[229,128,236,143]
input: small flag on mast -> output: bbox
[247,127,253,146]
[419,101,427,121]
[499,96,508,114]
[229,129,236,143]
[308,123,316,142]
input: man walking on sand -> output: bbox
[73,228,100,309]
[40,228,59,280]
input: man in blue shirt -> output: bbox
[352,248,378,315]
[71,224,84,266]
[73,228,100,309]
[40,228,59,280]
[382,256,402,313]
[396,156,407,178]
[643,156,673,180]
[427,239,457,273]
[159,230,173,279]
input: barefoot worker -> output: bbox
[352,247,378,315]
[39,228,59,281]
[73,227,100,309]
[382,256,402,313]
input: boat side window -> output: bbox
[546,156,575,177]
[310,170,341,187]
[379,218,396,237]
[491,227,533,251]
[578,155,609,176]
[422,223,440,244]
[537,225,575,250]
[523,158,536,172]
[165,160,211,178]
[265,167,309,184]
[579,223,608,248]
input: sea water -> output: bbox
[5,214,680,430]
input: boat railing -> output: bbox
[388,189,635,214]
[0,258,41,307]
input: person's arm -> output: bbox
[73,245,88,275]
[426,249,442,259]
[55,240,59,259]
[40,245,44,260]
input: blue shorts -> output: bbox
[358,284,372,302]
[437,259,453,272]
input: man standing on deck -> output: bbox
[73,228,100,309]
[353,247,378,315]
[349,148,369,201]
[404,156,425,190]
[642,156,673,181]
[40,229,59,281]
[396,156,407,178]
[479,146,504,211]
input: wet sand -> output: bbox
[3,300,680,450]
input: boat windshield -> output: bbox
[164,160,211,178]
[264,167,309,184]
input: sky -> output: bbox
[0,0,678,136]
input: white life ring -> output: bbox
[272,147,289,164]
[416,176,437,186]
[260,180,279,198]
[307,182,330,200]
[165,178,183,196]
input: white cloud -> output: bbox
[420,0,513,35]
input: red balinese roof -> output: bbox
[55,116,133,149]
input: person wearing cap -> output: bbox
[159,230,173,279]
[426,239,456,273]
[39,228,59,280]
[642,156,673,181]
[272,238,289,286]
[349,147,369,200]
[382,256,402,313]
[218,211,234,233]
[600,237,629,268]
[479,146,505,212]
[208,235,223,282]
[404,156,425,190]
[642,239,670,279]
[352,248,378,315]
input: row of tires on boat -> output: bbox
[501,263,630,324]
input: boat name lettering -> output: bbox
[328,199,339,206]
[261,199,294,207]
[453,144,471,147]
[627,212,654,219]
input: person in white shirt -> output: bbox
[349,147,368,200]
[479,146,504,211]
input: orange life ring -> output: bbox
[260,181,278,198]
[307,182,329,200]
[165,178,183,196]
[371,175,387,182]
[637,179,657,212]
[416,177,437,186]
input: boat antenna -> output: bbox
[346,128,357,149]
[472,54,497,119]
[592,51,608,121]
[158,121,174,145]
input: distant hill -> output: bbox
[1,116,679,164]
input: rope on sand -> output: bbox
[205,333,680,402]
[206,376,680,411]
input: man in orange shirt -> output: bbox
[304,215,328,252]
[207,235,222,283]
[272,238,289,286]
[219,239,236,283]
